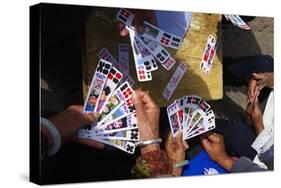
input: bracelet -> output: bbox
[40,117,61,156]
[173,160,189,169]
[137,138,162,147]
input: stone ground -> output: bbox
[210,16,273,120]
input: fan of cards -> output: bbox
[117,8,183,82]
[224,15,251,30]
[78,59,139,154]
[167,95,216,140]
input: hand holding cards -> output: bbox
[167,95,216,140]
[80,59,139,154]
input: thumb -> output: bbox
[201,138,212,151]
[252,73,263,81]
[82,112,99,125]
[132,91,145,118]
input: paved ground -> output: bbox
[211,16,273,119]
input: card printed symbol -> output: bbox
[138,70,146,80]
[126,145,134,152]
[160,37,170,45]
[120,9,130,18]
[130,132,138,140]
[132,123,137,128]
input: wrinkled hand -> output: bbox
[201,132,234,171]
[118,9,157,37]
[248,72,273,103]
[246,99,264,135]
[49,105,104,149]
[132,90,160,154]
[132,90,160,141]
[165,132,189,163]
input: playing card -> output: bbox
[92,137,136,154]
[161,56,176,70]
[183,95,202,130]
[134,35,158,72]
[97,81,134,126]
[176,96,187,130]
[143,21,182,49]
[163,61,187,101]
[95,129,140,141]
[83,59,112,113]
[95,66,123,113]
[167,101,181,137]
[94,113,137,135]
[98,47,135,86]
[224,15,251,30]
[118,43,130,77]
[184,110,215,140]
[184,100,211,137]
[200,35,217,75]
[141,36,170,64]
[116,8,135,26]
[128,28,153,82]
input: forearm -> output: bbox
[133,149,173,178]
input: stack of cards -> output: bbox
[167,95,216,140]
[200,35,218,75]
[79,59,139,154]
[224,15,251,30]
[116,8,184,82]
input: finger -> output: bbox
[117,22,129,37]
[165,131,174,148]
[182,140,189,150]
[77,139,105,149]
[81,112,99,125]
[201,138,212,151]
[141,91,158,109]
[252,73,264,80]
[175,132,183,146]
[248,80,258,103]
[132,91,146,118]
[206,132,221,143]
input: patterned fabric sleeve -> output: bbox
[132,150,173,178]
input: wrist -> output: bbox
[140,144,160,155]
[216,155,234,171]
[254,122,264,135]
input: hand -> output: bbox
[165,132,189,163]
[132,90,160,154]
[118,9,157,37]
[248,72,273,103]
[246,99,264,135]
[48,105,104,149]
[165,132,189,176]
[201,132,234,171]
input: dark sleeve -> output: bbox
[230,157,267,173]
[132,150,173,178]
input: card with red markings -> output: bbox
[95,66,123,113]
[98,47,135,86]
[200,35,217,75]
[128,27,152,82]
[116,8,135,26]
[163,61,187,101]
[79,68,138,154]
[167,95,215,140]
[224,15,251,30]
[83,59,112,113]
